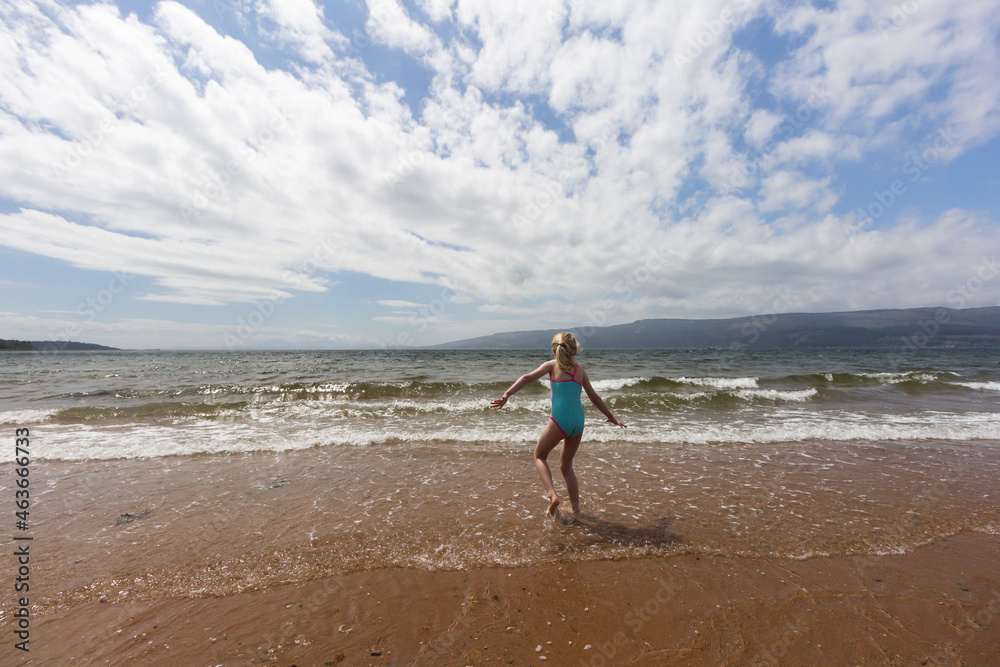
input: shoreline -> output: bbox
[20,532,1000,665]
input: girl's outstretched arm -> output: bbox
[580,368,627,428]
[490,361,554,408]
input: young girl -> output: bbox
[490,332,626,516]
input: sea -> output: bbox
[2,348,999,460]
[3,348,1000,603]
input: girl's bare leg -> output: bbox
[560,435,582,513]
[534,420,566,515]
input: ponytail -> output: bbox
[551,332,579,373]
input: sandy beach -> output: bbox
[4,437,1000,665]
[22,533,1000,665]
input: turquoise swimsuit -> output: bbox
[549,364,585,438]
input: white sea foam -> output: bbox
[591,377,648,391]
[579,413,1000,446]
[33,420,534,460]
[860,371,937,384]
[0,408,60,425]
[675,376,758,389]
[733,388,818,402]
[196,382,353,395]
[243,397,552,418]
[953,381,1000,391]
[32,410,1000,461]
[302,382,352,393]
[667,391,713,401]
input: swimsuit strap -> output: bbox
[551,364,580,382]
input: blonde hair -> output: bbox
[551,332,579,373]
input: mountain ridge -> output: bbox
[0,339,120,351]
[426,306,1000,350]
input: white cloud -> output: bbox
[548,32,625,113]
[771,0,1000,153]
[416,0,454,23]
[771,130,837,165]
[455,0,567,93]
[0,312,371,349]
[257,0,344,64]
[0,0,998,347]
[744,109,783,147]
[477,303,541,315]
[366,0,440,57]
[758,170,837,214]
[0,208,326,305]
[377,299,425,308]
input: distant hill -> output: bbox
[428,306,1000,350]
[0,339,119,351]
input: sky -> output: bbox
[1,0,999,349]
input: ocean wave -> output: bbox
[952,381,1000,392]
[190,379,518,400]
[858,371,940,384]
[590,376,649,391]
[779,370,969,388]
[31,411,1000,461]
[608,388,818,409]
[25,371,1000,427]
[248,397,542,418]
[733,388,818,402]
[49,402,246,424]
[673,376,759,389]
[40,387,823,425]
[29,371,993,412]
[582,414,1000,446]
[0,408,61,425]
[196,381,353,396]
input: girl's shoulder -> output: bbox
[538,359,558,374]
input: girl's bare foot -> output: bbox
[547,495,560,516]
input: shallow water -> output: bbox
[12,436,999,615]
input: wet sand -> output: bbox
[3,439,1000,665]
[21,533,1000,665]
